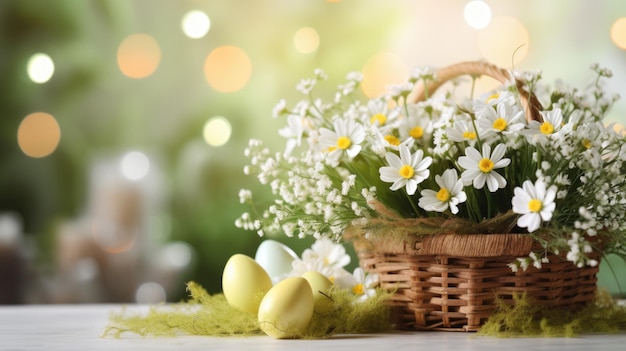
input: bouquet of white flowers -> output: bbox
[236,61,625,330]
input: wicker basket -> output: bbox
[352,233,600,331]
[351,61,601,332]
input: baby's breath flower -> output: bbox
[272,99,288,118]
[296,78,316,95]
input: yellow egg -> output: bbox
[302,271,335,314]
[258,277,314,339]
[222,254,273,314]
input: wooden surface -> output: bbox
[0,304,625,350]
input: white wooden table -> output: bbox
[1,304,625,350]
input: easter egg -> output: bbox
[302,271,335,314]
[222,254,273,314]
[255,240,299,282]
[258,277,314,339]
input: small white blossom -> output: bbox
[272,99,288,118]
[238,189,252,204]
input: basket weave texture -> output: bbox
[352,233,600,332]
[351,61,600,332]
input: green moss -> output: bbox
[105,282,626,339]
[478,290,626,337]
[104,281,393,339]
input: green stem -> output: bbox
[404,189,421,216]
[470,75,477,99]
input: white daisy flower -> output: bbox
[289,257,340,283]
[524,108,564,138]
[371,126,415,152]
[278,114,304,155]
[418,169,467,214]
[511,179,557,232]
[363,99,400,133]
[319,118,365,161]
[458,143,511,192]
[398,104,433,143]
[379,144,432,195]
[446,117,480,144]
[301,238,351,269]
[477,102,525,135]
[473,90,517,115]
[334,267,379,302]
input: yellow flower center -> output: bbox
[582,139,592,149]
[493,118,507,131]
[329,276,335,284]
[336,136,352,150]
[540,122,555,135]
[410,126,424,139]
[479,158,494,173]
[384,135,401,146]
[370,113,387,126]
[399,165,414,179]
[486,93,500,102]
[352,283,364,296]
[463,130,477,140]
[436,188,451,202]
[528,199,543,213]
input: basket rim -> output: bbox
[353,233,535,257]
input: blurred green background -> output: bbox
[1,0,625,304]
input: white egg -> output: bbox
[254,240,299,282]
[222,254,273,314]
[258,277,314,339]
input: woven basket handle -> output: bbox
[410,61,543,122]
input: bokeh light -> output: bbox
[294,27,320,54]
[135,282,166,304]
[27,53,55,83]
[478,16,529,67]
[120,151,150,181]
[204,45,252,92]
[361,52,408,98]
[464,0,492,29]
[117,33,161,78]
[17,112,61,158]
[73,258,100,282]
[182,10,211,39]
[610,17,626,50]
[613,123,626,136]
[203,116,232,147]
[160,242,193,269]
